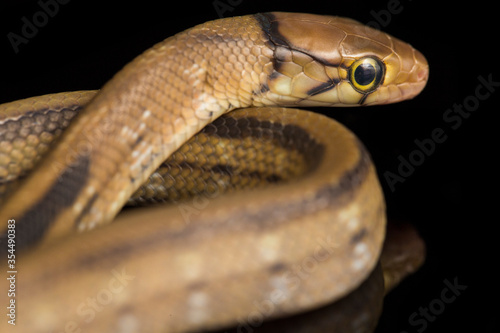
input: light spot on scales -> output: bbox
[116,314,140,333]
[182,63,223,120]
[73,109,152,231]
[268,275,292,305]
[86,185,96,196]
[347,217,360,231]
[257,234,281,263]
[129,140,153,180]
[177,252,204,281]
[187,291,210,324]
[169,115,209,154]
[339,204,360,230]
[110,188,131,214]
[338,204,372,271]
[119,109,150,142]
[73,185,103,231]
[120,125,134,139]
[111,137,150,212]
[351,241,372,271]
[141,109,151,119]
[73,202,83,215]
[194,93,226,120]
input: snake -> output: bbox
[0,12,428,332]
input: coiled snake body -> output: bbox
[0,12,428,332]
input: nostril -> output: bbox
[417,66,429,82]
[412,48,429,83]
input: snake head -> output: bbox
[260,12,429,106]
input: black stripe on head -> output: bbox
[255,12,342,68]
[254,13,289,48]
[9,155,91,250]
[305,81,338,97]
[255,13,292,78]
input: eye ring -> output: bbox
[348,57,385,93]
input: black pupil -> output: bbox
[355,63,376,86]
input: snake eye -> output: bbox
[349,57,385,93]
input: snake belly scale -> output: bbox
[0,12,428,332]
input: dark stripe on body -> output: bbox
[8,155,91,250]
[75,192,99,224]
[351,227,367,244]
[0,105,82,184]
[268,262,287,273]
[210,164,233,176]
[316,141,371,200]
[202,115,324,159]
[0,104,83,126]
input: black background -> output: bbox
[0,0,496,332]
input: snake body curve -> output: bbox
[0,12,428,332]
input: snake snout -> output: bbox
[363,42,429,105]
[399,47,429,102]
[413,48,430,91]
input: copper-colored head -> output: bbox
[262,12,429,106]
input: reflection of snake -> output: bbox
[0,12,428,332]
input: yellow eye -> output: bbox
[348,57,385,93]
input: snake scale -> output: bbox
[0,12,428,332]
